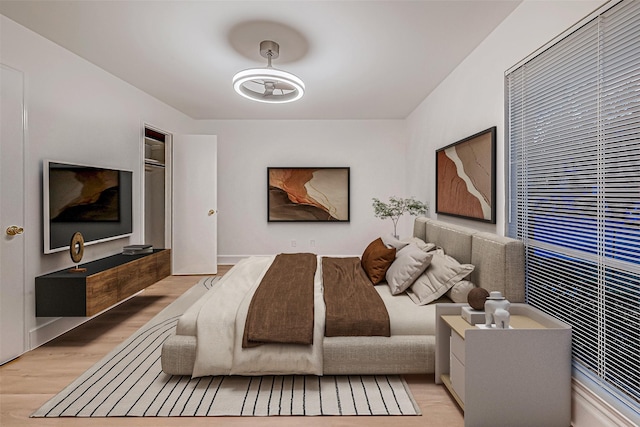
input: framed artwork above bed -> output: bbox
[435,127,496,223]
[267,167,350,222]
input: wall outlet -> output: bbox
[291,240,297,247]
[310,240,315,247]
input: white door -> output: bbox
[1,65,26,364]
[172,135,217,274]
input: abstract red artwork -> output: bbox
[268,167,350,222]
[436,127,496,223]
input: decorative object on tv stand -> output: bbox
[484,291,510,328]
[123,244,153,255]
[372,197,428,239]
[233,40,305,104]
[68,232,87,273]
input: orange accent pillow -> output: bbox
[361,238,396,284]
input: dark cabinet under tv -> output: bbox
[36,249,171,317]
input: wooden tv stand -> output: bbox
[36,249,171,317]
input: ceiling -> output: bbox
[0,1,521,120]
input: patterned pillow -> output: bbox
[406,249,474,305]
[361,238,396,284]
[385,243,434,295]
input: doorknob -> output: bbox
[208,209,216,216]
[6,226,24,236]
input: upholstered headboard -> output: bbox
[413,217,525,302]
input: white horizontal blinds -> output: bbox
[601,0,640,265]
[506,0,640,411]
[506,68,522,240]
[599,1,640,402]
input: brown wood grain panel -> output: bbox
[156,249,171,279]
[86,269,119,316]
[117,261,143,300]
[137,255,157,287]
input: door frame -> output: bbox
[141,124,172,250]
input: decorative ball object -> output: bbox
[467,287,490,310]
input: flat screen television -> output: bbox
[43,160,133,253]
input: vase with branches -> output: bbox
[372,196,429,238]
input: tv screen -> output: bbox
[44,160,133,253]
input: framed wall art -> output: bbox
[435,127,496,223]
[267,167,350,222]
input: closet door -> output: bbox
[1,65,26,364]
[172,135,217,274]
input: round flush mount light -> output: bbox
[232,40,305,104]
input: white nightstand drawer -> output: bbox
[450,353,465,404]
[451,330,465,364]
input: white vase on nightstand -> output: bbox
[493,308,511,329]
[484,291,510,327]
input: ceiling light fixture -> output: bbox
[232,40,305,104]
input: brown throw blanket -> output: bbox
[243,254,391,348]
[243,253,317,348]
[322,257,390,337]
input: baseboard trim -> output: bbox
[572,378,637,427]
[28,291,142,350]
[217,255,245,265]
[29,316,88,350]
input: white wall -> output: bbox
[406,0,605,234]
[405,2,634,426]
[0,16,195,349]
[192,119,409,263]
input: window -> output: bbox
[506,0,639,419]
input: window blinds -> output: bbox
[506,0,639,417]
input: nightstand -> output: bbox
[435,303,572,427]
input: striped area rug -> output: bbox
[32,277,420,417]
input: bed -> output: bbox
[161,217,525,377]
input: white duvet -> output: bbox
[189,256,326,378]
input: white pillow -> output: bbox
[385,244,434,295]
[446,280,475,303]
[406,250,474,305]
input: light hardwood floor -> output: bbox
[0,268,464,427]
